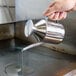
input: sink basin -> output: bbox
[0,38,76,76]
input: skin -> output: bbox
[43,0,76,20]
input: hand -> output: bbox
[43,0,76,20]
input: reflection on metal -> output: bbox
[5,63,21,76]
[5,63,34,76]
[24,19,65,44]
[0,24,14,40]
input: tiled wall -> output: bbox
[0,0,15,40]
[0,0,15,24]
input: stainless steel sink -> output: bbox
[0,39,76,76]
[0,17,76,76]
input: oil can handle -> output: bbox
[44,16,59,23]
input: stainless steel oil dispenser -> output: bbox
[24,19,65,44]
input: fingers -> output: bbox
[48,12,59,20]
[48,12,67,20]
[43,6,56,16]
[48,1,56,7]
[59,12,67,20]
[43,2,59,16]
[43,0,69,20]
[43,1,62,16]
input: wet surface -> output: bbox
[0,39,76,76]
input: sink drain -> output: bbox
[4,64,34,76]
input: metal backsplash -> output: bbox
[0,24,14,40]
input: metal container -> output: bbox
[24,19,65,44]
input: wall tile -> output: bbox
[0,0,15,6]
[0,7,12,24]
[0,0,15,24]
[9,8,15,21]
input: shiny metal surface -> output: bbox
[24,19,65,44]
[0,24,14,40]
[44,21,65,43]
[0,39,76,76]
[15,17,76,55]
